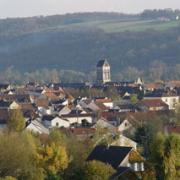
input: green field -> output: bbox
[97,19,180,33]
[49,19,180,33]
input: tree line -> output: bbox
[1,107,180,179]
[1,60,180,84]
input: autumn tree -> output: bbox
[58,129,93,180]
[130,94,138,104]
[37,142,69,178]
[0,177,17,180]
[134,114,165,157]
[83,160,115,180]
[0,132,44,180]
[150,133,180,180]
[48,129,68,146]
[7,109,25,132]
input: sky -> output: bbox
[0,0,180,18]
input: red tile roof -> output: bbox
[95,98,112,103]
[138,99,168,108]
[166,125,180,134]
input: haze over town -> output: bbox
[0,0,180,179]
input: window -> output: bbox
[82,119,89,127]
[133,163,138,171]
[56,122,59,127]
[140,162,144,171]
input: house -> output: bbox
[118,86,140,97]
[26,120,49,134]
[0,100,21,110]
[87,101,103,112]
[100,111,125,127]
[144,95,179,110]
[51,99,69,108]
[42,91,60,101]
[134,78,144,86]
[87,145,145,179]
[165,80,180,89]
[137,99,169,112]
[111,134,137,150]
[117,104,135,113]
[118,119,133,133]
[0,94,31,103]
[95,97,113,108]
[0,84,11,92]
[42,115,70,128]
[35,99,52,115]
[35,98,49,108]
[144,91,180,110]
[94,118,117,133]
[61,113,93,125]
[95,102,109,112]
[9,101,21,109]
[144,82,164,91]
[0,109,9,128]
[69,128,96,140]
[58,105,71,116]
[20,103,36,111]
[161,95,179,110]
[120,95,131,105]
[77,98,109,112]
[164,125,180,135]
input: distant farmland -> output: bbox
[48,19,180,33]
[96,19,180,32]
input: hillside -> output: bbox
[0,10,180,82]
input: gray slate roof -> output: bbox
[96,59,109,67]
[87,145,132,169]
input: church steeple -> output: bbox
[96,59,111,84]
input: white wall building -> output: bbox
[42,116,70,128]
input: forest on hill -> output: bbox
[0,9,180,83]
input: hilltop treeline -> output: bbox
[0,11,180,82]
[141,9,180,20]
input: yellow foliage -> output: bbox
[7,109,25,132]
[37,142,69,175]
[129,150,145,163]
[0,177,17,180]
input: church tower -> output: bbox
[96,59,111,84]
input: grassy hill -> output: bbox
[97,19,180,32]
[0,12,179,36]
[43,18,180,33]
[0,11,180,82]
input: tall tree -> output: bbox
[150,133,180,180]
[7,109,25,132]
[37,142,69,177]
[0,132,44,179]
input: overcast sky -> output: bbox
[0,0,180,18]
